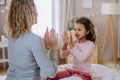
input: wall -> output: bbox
[118,0,120,58]
[74,0,119,62]
[0,0,10,67]
[0,0,10,36]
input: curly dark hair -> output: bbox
[75,17,96,43]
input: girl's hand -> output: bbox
[62,31,69,45]
[49,28,58,49]
[69,31,74,48]
[61,31,69,50]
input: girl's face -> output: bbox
[74,23,89,42]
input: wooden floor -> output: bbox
[0,66,8,76]
[0,61,120,76]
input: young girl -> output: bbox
[6,0,58,80]
[49,17,96,80]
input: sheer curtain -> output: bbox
[32,0,74,47]
[32,0,52,37]
[52,0,74,47]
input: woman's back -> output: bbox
[7,32,57,80]
[7,32,42,80]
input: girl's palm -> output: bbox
[62,31,69,45]
[69,31,74,48]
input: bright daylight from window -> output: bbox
[32,0,52,37]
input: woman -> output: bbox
[6,0,58,80]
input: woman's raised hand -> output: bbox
[44,27,50,49]
[44,28,58,49]
[49,28,58,49]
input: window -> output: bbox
[32,0,52,37]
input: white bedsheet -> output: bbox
[91,64,120,80]
[60,76,82,80]
[58,64,120,80]
[0,64,120,80]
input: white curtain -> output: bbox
[32,0,52,37]
[52,0,74,47]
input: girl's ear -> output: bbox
[86,30,90,35]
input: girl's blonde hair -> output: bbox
[7,0,37,38]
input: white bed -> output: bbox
[57,64,120,80]
[0,64,120,80]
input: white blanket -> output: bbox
[58,64,120,80]
[1,64,120,80]
[60,76,82,80]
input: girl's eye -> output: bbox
[78,29,81,31]
[74,29,76,31]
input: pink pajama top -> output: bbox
[60,40,95,73]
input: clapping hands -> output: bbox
[69,31,74,48]
[44,27,58,49]
[62,31,74,49]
